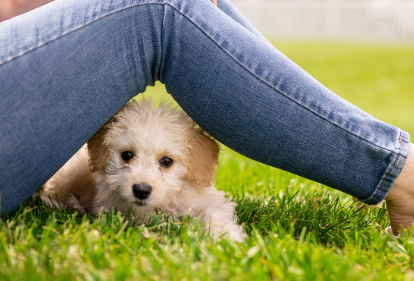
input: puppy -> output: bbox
[41,99,246,241]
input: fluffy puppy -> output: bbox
[41,99,246,241]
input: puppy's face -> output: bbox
[87,100,219,207]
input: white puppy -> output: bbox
[41,99,245,241]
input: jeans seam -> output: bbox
[362,130,404,204]
[157,3,166,83]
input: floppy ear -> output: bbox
[87,121,112,173]
[187,128,220,187]
[86,100,137,172]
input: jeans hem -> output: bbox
[361,130,410,205]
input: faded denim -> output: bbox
[0,0,410,214]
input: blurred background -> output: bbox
[231,0,414,43]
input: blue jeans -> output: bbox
[0,0,410,214]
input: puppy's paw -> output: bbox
[206,218,247,242]
[66,194,86,214]
[226,226,247,242]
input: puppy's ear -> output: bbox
[187,128,220,187]
[87,122,111,173]
[87,101,133,172]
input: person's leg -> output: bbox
[218,0,414,234]
[0,0,410,223]
[216,0,264,40]
[0,0,268,214]
[385,143,414,233]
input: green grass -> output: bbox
[1,41,414,280]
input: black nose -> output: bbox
[132,183,152,200]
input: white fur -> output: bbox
[41,100,246,242]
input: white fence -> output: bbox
[231,0,414,43]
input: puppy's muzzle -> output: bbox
[132,183,152,200]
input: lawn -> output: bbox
[1,41,414,281]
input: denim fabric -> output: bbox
[0,0,410,214]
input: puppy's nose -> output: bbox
[132,183,152,200]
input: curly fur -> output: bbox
[41,99,245,241]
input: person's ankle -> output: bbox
[386,143,414,200]
[385,143,414,231]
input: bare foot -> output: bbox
[385,143,414,234]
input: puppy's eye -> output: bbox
[160,157,173,168]
[121,151,134,161]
